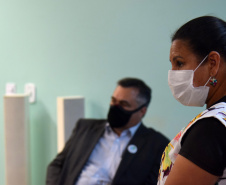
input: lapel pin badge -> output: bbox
[128,144,137,154]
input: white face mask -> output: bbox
[168,55,211,107]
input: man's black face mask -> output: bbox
[107,104,146,128]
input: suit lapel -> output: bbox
[113,124,148,182]
[78,123,105,161]
[70,120,107,183]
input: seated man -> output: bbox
[46,77,169,185]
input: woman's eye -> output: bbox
[177,61,184,68]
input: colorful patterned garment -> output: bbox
[157,102,226,185]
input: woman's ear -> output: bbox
[208,51,221,77]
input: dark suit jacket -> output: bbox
[46,119,169,185]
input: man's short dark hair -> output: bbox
[117,77,151,107]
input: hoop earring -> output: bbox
[210,77,217,87]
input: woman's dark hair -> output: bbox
[117,77,151,107]
[172,16,226,61]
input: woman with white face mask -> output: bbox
[158,16,226,185]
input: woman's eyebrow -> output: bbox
[172,56,183,61]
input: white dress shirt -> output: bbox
[75,122,141,185]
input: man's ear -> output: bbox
[208,51,221,77]
[140,106,147,117]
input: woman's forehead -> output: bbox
[170,40,194,59]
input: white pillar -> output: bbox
[4,95,30,185]
[57,96,84,152]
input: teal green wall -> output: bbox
[1,1,226,184]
